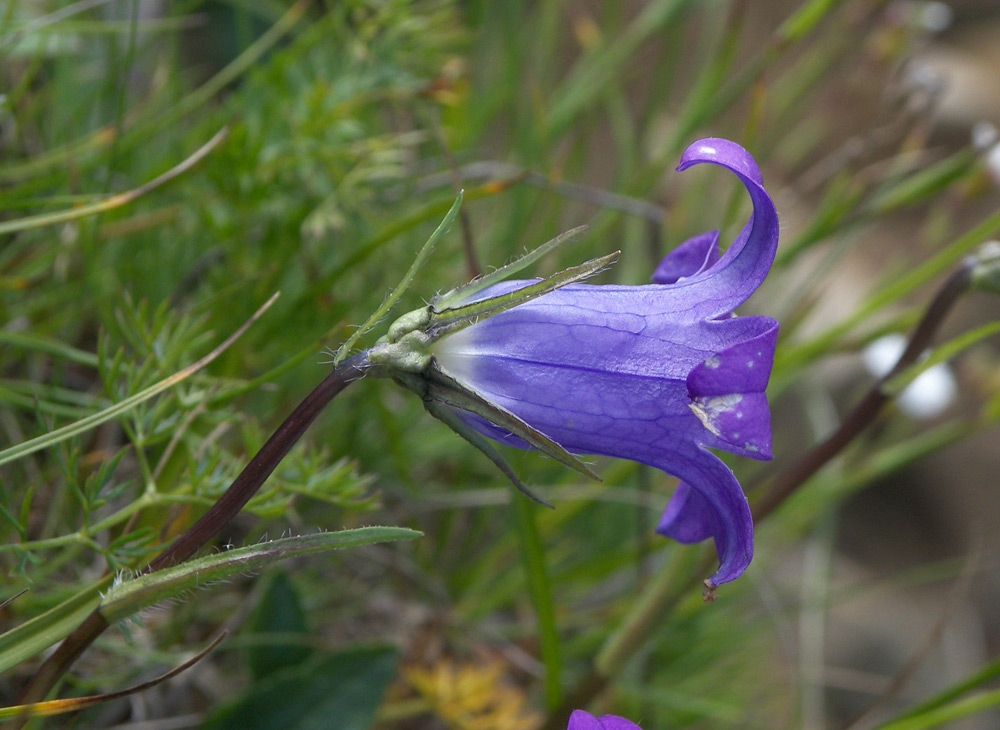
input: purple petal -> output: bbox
[435,288,770,586]
[568,710,605,730]
[687,318,777,396]
[651,138,779,322]
[429,137,779,586]
[657,481,714,544]
[567,711,644,730]
[686,318,777,458]
[597,715,645,730]
[655,448,754,587]
[652,231,720,284]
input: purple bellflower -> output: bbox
[568,709,644,730]
[429,139,779,588]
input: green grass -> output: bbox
[3,1,1000,728]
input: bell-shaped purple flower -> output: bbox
[567,710,644,730]
[432,138,779,587]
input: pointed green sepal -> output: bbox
[419,366,602,483]
[423,399,554,508]
[368,246,619,378]
[431,225,588,312]
[428,249,620,336]
[333,192,462,365]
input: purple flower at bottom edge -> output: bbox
[568,709,644,730]
[432,138,779,587]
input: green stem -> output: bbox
[1,493,159,554]
[14,355,367,718]
[594,549,700,675]
[512,495,563,710]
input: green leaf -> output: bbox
[0,578,110,674]
[99,528,421,625]
[0,293,279,468]
[202,645,399,730]
[246,572,311,681]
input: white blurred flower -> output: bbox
[918,2,953,33]
[863,333,957,419]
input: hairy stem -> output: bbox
[15,355,367,715]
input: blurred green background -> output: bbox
[4,1,1000,728]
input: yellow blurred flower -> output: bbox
[404,658,542,730]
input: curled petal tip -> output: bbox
[677,137,764,185]
[425,136,777,592]
[655,450,754,586]
[663,136,778,320]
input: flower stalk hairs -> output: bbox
[369,138,780,590]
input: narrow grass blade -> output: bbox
[0,292,278,467]
[877,655,1000,730]
[512,495,562,709]
[874,688,1000,730]
[883,321,1000,397]
[0,331,99,367]
[0,634,225,721]
[0,128,227,236]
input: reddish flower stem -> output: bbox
[15,355,367,717]
[752,260,973,521]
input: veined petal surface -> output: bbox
[432,138,779,586]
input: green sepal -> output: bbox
[428,249,620,336]
[370,244,619,377]
[368,229,615,493]
[333,192,462,365]
[395,367,601,484]
[423,399,553,508]
[430,225,588,311]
